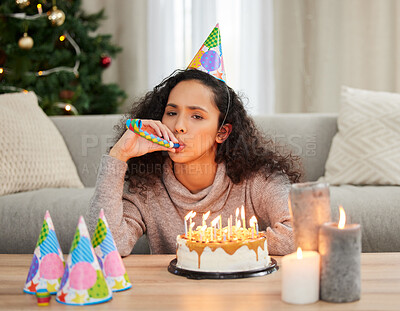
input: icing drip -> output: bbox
[181,234,266,269]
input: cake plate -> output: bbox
[168,258,278,280]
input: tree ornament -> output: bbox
[16,0,30,9]
[47,6,65,26]
[59,89,75,100]
[100,55,111,68]
[18,33,34,50]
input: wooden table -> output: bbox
[1,253,399,310]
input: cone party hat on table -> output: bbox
[92,209,132,292]
[188,23,226,82]
[56,216,112,306]
[24,210,65,295]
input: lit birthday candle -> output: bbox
[189,212,196,236]
[228,216,232,240]
[235,208,239,227]
[188,222,195,241]
[241,205,246,230]
[200,225,207,242]
[184,211,193,237]
[211,217,219,241]
[250,216,257,239]
[202,211,210,226]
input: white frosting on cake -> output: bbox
[176,234,270,273]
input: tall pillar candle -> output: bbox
[281,248,320,304]
[289,182,331,251]
[319,221,361,302]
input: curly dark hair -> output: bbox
[113,69,302,195]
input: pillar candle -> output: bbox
[319,222,361,302]
[281,248,320,304]
[289,182,331,251]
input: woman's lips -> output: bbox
[174,140,185,153]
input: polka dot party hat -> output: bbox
[92,209,132,292]
[56,216,112,306]
[188,23,226,82]
[23,210,65,295]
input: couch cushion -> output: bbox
[0,187,151,254]
[0,92,83,196]
[330,185,400,252]
[0,188,94,254]
[321,86,400,185]
[253,114,338,181]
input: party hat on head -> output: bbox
[92,209,132,292]
[23,210,65,295]
[56,216,112,306]
[188,23,226,82]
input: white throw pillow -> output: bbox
[320,86,400,185]
[0,92,84,196]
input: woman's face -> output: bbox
[162,80,221,165]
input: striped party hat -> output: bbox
[23,211,65,295]
[56,216,112,306]
[92,209,132,292]
[188,23,226,82]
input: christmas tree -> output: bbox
[0,0,126,115]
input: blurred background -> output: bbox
[2,0,400,115]
[83,0,400,114]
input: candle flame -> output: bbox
[297,247,303,259]
[249,216,257,226]
[189,222,195,229]
[37,4,42,9]
[236,208,239,218]
[185,211,194,221]
[211,216,219,227]
[241,205,245,218]
[338,206,346,229]
[203,211,210,221]
[237,219,241,228]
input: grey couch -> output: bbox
[1,114,399,254]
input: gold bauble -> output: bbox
[16,0,30,9]
[18,33,34,50]
[47,6,65,27]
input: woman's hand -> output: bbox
[109,119,179,162]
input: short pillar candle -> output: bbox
[289,182,331,251]
[319,214,361,302]
[281,248,320,304]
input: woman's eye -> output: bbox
[166,112,176,116]
[193,115,203,120]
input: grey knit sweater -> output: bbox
[87,154,295,256]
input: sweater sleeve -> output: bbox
[251,172,295,256]
[86,154,146,256]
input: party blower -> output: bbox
[126,119,180,149]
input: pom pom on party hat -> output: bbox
[23,210,65,295]
[92,209,132,292]
[188,23,226,82]
[56,216,112,306]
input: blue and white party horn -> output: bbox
[126,119,180,149]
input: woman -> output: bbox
[87,69,301,256]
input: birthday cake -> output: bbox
[176,224,270,273]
